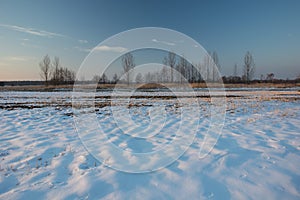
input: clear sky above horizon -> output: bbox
[0,0,300,81]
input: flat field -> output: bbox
[0,88,299,199]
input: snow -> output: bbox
[0,89,299,199]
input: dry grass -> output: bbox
[0,84,74,91]
[0,82,299,91]
[223,82,300,88]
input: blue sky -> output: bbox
[0,0,300,80]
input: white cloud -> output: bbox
[74,46,91,52]
[152,38,175,46]
[0,24,66,38]
[78,39,88,44]
[93,45,127,53]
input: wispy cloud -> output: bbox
[74,46,91,52]
[78,39,88,44]
[152,38,175,46]
[0,24,66,38]
[74,45,128,53]
[93,45,127,53]
[1,56,36,62]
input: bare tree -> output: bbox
[122,52,135,85]
[212,51,221,82]
[266,73,274,81]
[179,55,188,83]
[112,73,119,83]
[243,51,255,83]
[51,56,60,84]
[47,56,75,84]
[185,62,191,82]
[194,63,203,82]
[66,68,76,83]
[190,63,195,83]
[203,52,214,81]
[163,52,176,83]
[39,54,51,86]
[99,73,108,83]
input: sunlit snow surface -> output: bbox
[0,89,299,199]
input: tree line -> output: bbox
[39,55,75,86]
[39,51,299,86]
[93,51,222,85]
[112,51,255,84]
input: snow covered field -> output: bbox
[0,89,300,199]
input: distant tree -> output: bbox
[135,72,143,83]
[99,73,108,83]
[194,63,203,83]
[203,52,213,81]
[112,73,119,83]
[122,52,135,85]
[212,51,221,82]
[58,67,64,83]
[48,56,75,85]
[190,63,195,83]
[266,73,274,81]
[51,56,60,84]
[190,63,201,83]
[242,74,246,82]
[185,62,192,82]
[243,51,255,83]
[64,67,76,83]
[178,55,188,83]
[39,54,51,86]
[226,75,242,83]
[163,52,176,83]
